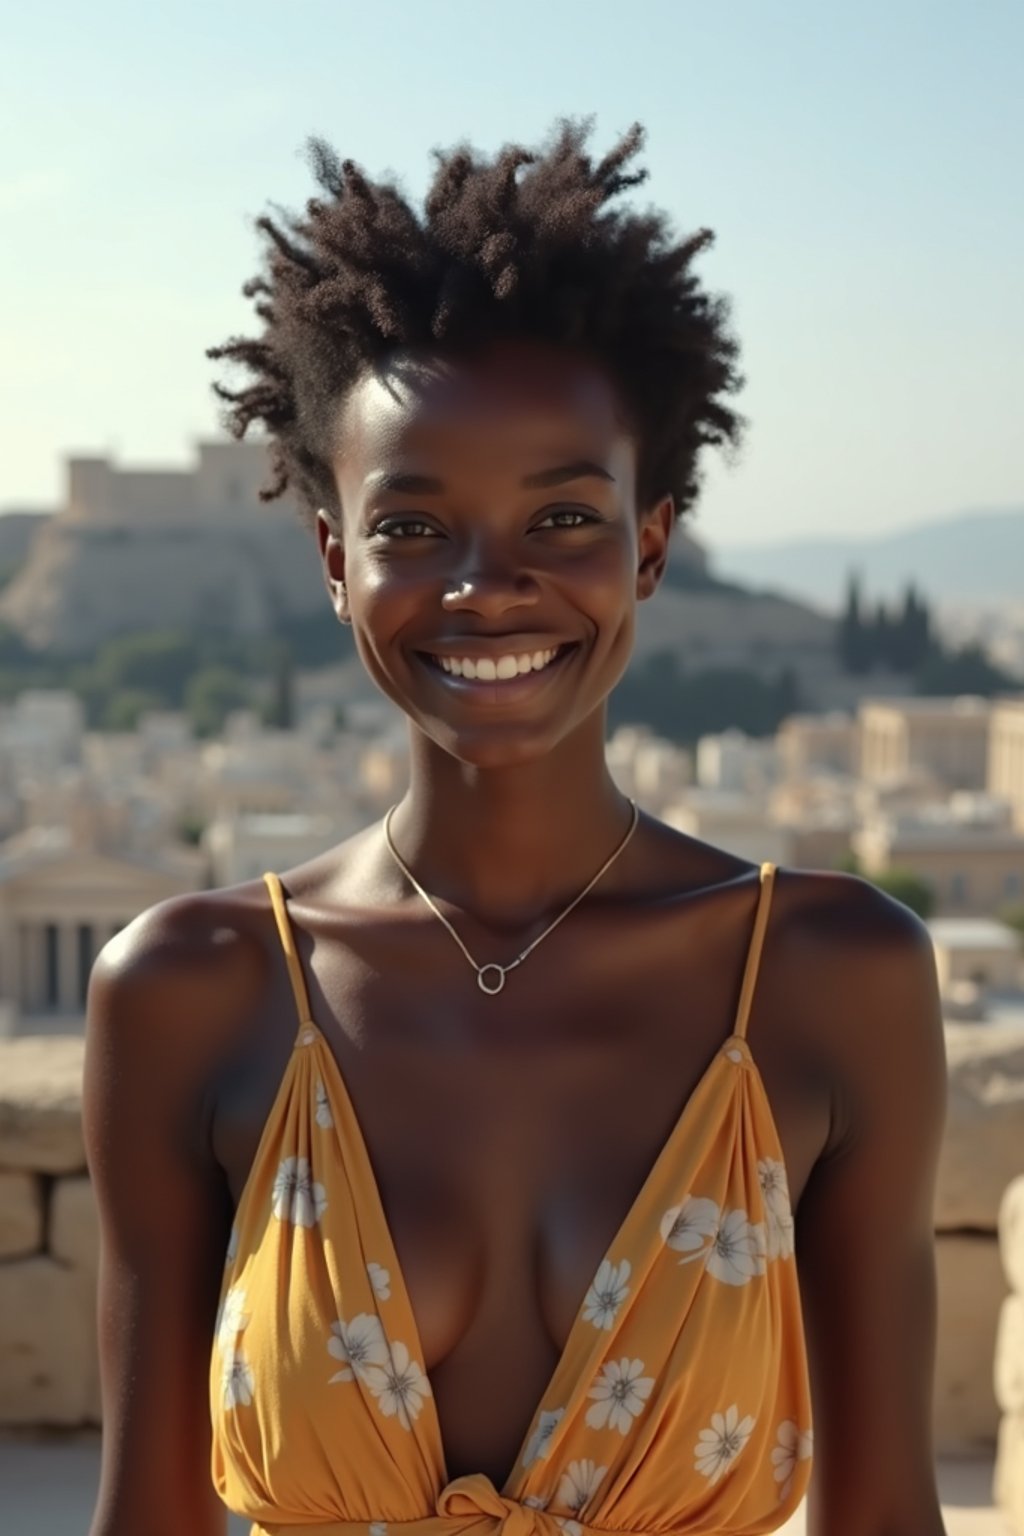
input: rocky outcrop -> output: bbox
[0,515,323,656]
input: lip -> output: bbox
[414,642,580,703]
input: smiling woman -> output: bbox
[83,119,949,1536]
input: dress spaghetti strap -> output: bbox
[262,871,313,1030]
[733,861,777,1043]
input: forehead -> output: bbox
[334,341,635,492]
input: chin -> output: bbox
[424,719,570,771]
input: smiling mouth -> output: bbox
[415,641,579,694]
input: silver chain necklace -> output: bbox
[382,798,639,995]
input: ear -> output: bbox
[316,507,350,625]
[636,494,675,602]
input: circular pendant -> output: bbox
[477,964,506,995]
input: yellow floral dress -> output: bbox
[211,861,813,1535]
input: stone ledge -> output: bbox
[0,1171,43,1258]
[51,1176,98,1272]
[0,1036,86,1175]
[0,1256,97,1425]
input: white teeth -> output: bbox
[435,647,561,680]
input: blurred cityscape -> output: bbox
[0,436,1021,1042]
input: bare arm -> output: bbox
[83,904,237,1536]
[795,878,949,1535]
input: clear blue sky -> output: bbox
[2,0,1021,548]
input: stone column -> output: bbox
[20,923,45,1013]
[57,923,79,1013]
[995,1173,1024,1533]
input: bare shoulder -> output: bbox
[90,879,276,1077]
[96,878,273,1006]
[768,864,945,1153]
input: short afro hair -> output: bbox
[206,117,744,531]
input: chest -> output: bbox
[221,897,829,1333]
[213,896,830,1483]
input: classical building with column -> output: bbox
[0,831,204,1036]
[988,696,1024,831]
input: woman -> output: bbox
[84,121,948,1536]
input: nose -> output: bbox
[435,1474,555,1536]
[440,537,542,618]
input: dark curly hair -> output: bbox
[206,117,744,531]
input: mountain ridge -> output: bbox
[712,506,1024,610]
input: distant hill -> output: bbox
[0,511,48,587]
[712,507,1024,612]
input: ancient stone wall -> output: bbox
[1,1026,1023,1454]
[0,1037,98,1423]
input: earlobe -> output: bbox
[636,494,674,600]
[317,507,350,622]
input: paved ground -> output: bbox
[0,1432,1011,1534]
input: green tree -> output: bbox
[914,641,1018,696]
[996,903,1024,949]
[871,867,936,918]
[262,640,296,730]
[176,811,207,847]
[833,854,936,918]
[94,630,201,705]
[185,666,251,738]
[837,569,872,674]
[103,688,165,730]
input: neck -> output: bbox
[385,720,638,932]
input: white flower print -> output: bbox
[367,1261,391,1301]
[706,1210,767,1286]
[362,1339,431,1429]
[556,1459,607,1515]
[522,1406,565,1466]
[660,1196,720,1259]
[221,1347,255,1409]
[694,1404,756,1484]
[522,1495,550,1510]
[369,1524,388,1536]
[315,1077,334,1129]
[758,1157,795,1261]
[272,1155,328,1227]
[555,1522,582,1536]
[584,1356,655,1434]
[216,1284,249,1352]
[662,1197,767,1284]
[581,1257,631,1330]
[771,1419,813,1502]
[327,1313,391,1383]
[225,1223,239,1267]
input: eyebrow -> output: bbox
[365,460,616,496]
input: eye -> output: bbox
[537,508,601,530]
[371,516,440,539]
